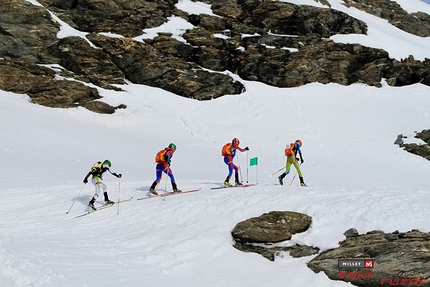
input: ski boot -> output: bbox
[149,182,158,195]
[88,197,96,210]
[172,183,182,193]
[150,189,158,195]
[224,177,232,187]
[235,174,243,186]
[104,192,114,205]
[299,177,307,187]
[278,173,286,185]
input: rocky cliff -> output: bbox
[1,0,430,113]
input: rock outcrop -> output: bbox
[395,129,430,161]
[307,229,430,287]
[232,211,318,261]
[343,0,430,37]
[1,0,430,113]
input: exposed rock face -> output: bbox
[86,33,244,100]
[47,36,126,90]
[0,0,60,63]
[37,0,178,38]
[1,0,430,113]
[232,211,318,261]
[0,60,119,113]
[395,129,430,161]
[307,229,430,287]
[343,0,430,37]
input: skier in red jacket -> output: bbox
[222,138,249,187]
[149,143,181,195]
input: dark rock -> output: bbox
[343,0,430,37]
[307,229,430,287]
[47,36,125,90]
[344,228,359,238]
[416,130,430,144]
[0,60,116,113]
[232,211,312,243]
[37,0,178,38]
[232,210,316,261]
[396,129,430,161]
[394,134,405,146]
[86,33,244,100]
[384,233,398,241]
[1,0,430,112]
[234,242,319,261]
[0,0,60,63]
[385,56,430,87]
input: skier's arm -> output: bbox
[294,145,304,163]
[164,151,172,166]
[108,168,122,178]
[83,172,91,184]
[298,150,304,164]
[233,143,249,152]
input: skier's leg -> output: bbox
[150,164,164,195]
[292,161,305,186]
[224,156,234,186]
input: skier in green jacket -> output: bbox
[278,140,306,186]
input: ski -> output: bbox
[161,188,201,198]
[211,183,256,190]
[137,188,201,201]
[75,197,133,218]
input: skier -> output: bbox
[278,140,306,186]
[83,160,122,210]
[222,138,249,187]
[149,143,182,195]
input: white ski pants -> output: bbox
[92,176,107,199]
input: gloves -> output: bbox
[117,174,122,178]
[83,178,88,184]
[301,159,304,164]
[245,147,249,151]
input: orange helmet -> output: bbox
[295,139,302,147]
[232,138,240,145]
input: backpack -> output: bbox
[222,143,232,156]
[155,149,167,163]
[90,162,103,175]
[285,143,295,157]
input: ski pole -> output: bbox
[236,153,243,182]
[271,166,285,176]
[66,186,85,214]
[288,170,298,186]
[246,151,249,183]
[117,181,121,215]
[288,163,302,186]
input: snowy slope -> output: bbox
[1,0,430,286]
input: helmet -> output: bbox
[168,143,177,151]
[232,138,240,145]
[103,159,112,167]
[295,140,302,147]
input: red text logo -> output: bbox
[339,272,376,280]
[380,278,428,286]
